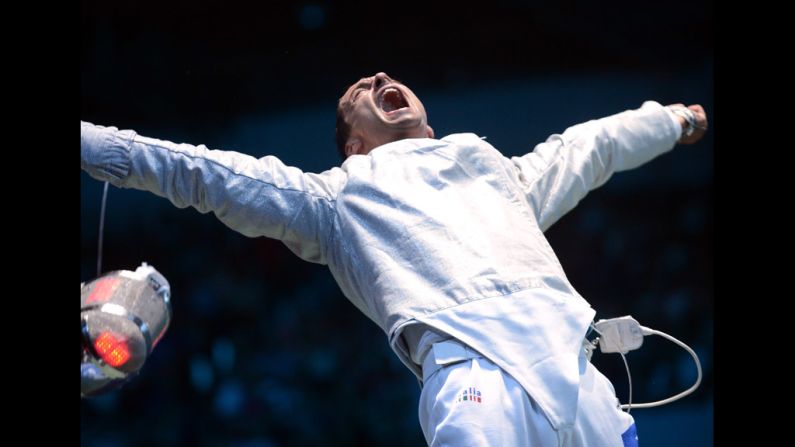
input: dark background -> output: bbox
[80,1,713,446]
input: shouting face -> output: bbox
[337,72,434,158]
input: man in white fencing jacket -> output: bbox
[81,71,708,446]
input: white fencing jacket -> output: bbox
[81,101,681,434]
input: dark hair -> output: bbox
[335,102,351,161]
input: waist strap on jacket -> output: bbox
[421,339,484,383]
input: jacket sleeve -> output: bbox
[508,101,682,231]
[81,121,344,264]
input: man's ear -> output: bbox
[426,125,435,138]
[345,138,363,158]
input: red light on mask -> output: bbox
[94,332,130,367]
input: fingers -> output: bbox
[687,104,708,131]
[671,103,708,145]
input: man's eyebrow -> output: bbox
[345,79,371,103]
[354,78,372,90]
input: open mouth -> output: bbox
[378,87,410,114]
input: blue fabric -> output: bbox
[622,423,639,447]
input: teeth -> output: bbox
[380,87,408,113]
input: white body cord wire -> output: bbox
[589,320,702,412]
[97,181,109,276]
[621,326,703,410]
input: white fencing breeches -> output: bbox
[418,340,638,447]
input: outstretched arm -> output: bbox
[508,101,709,231]
[81,122,346,264]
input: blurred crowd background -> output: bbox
[80,1,713,445]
